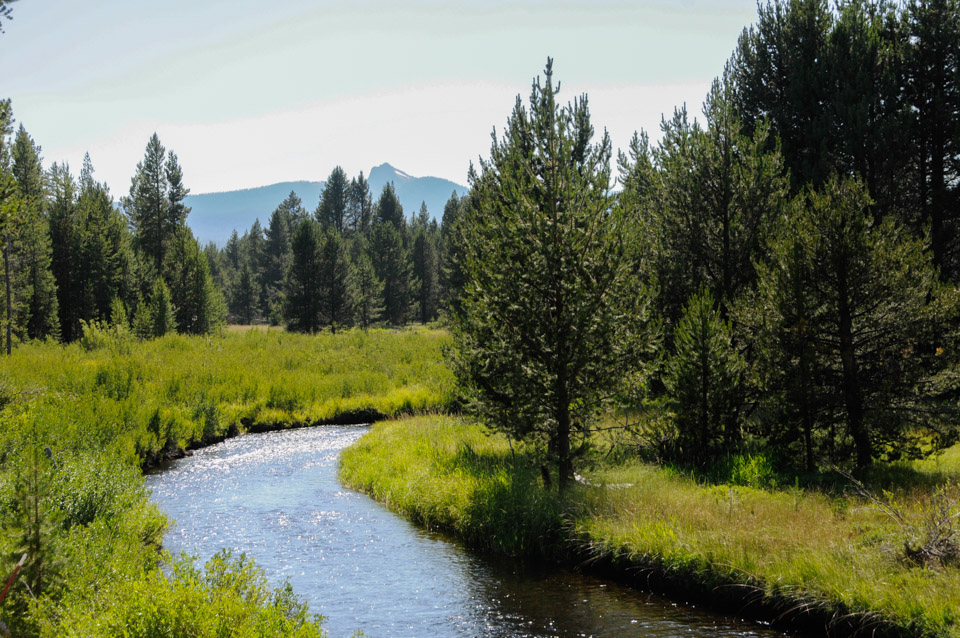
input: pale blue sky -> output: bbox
[2,0,759,195]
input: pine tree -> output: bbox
[11,125,59,342]
[47,162,81,342]
[438,191,466,315]
[352,242,383,330]
[745,177,958,469]
[283,219,322,333]
[318,230,355,332]
[411,226,438,323]
[317,166,349,233]
[165,228,224,335]
[903,0,960,278]
[232,263,258,325]
[373,182,404,229]
[75,169,131,330]
[123,134,191,273]
[149,277,176,338]
[450,60,659,489]
[627,77,788,328]
[369,222,412,325]
[664,288,745,466]
[347,173,373,235]
[263,206,292,323]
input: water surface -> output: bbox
[146,426,788,638]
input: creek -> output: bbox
[146,425,788,638]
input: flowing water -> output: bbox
[146,425,789,638]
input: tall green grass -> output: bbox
[0,326,453,465]
[340,416,960,638]
[0,327,451,636]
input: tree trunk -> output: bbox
[837,262,871,469]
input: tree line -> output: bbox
[209,166,465,332]
[450,0,960,487]
[0,108,224,347]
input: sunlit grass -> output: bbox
[341,416,960,638]
[0,326,453,465]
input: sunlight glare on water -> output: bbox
[146,426,789,638]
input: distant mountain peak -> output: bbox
[369,162,415,183]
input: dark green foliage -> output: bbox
[451,60,658,489]
[370,221,412,326]
[347,172,373,235]
[10,126,59,343]
[902,0,960,278]
[283,219,322,333]
[664,288,745,466]
[622,77,789,328]
[147,277,176,338]
[317,165,349,233]
[165,228,224,335]
[353,245,383,330]
[741,177,958,469]
[47,162,80,342]
[438,191,466,314]
[124,134,187,273]
[373,182,404,229]
[232,263,258,325]
[412,225,438,323]
[318,229,355,332]
[262,204,292,320]
[75,168,131,333]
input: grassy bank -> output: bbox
[2,325,453,467]
[0,327,451,635]
[339,416,960,638]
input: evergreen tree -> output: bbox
[746,177,957,469]
[10,125,59,342]
[283,219,322,333]
[149,277,176,338]
[352,243,383,330]
[438,191,466,314]
[232,263,258,325]
[318,229,355,332]
[165,228,224,335]
[0,99,20,353]
[276,190,308,228]
[903,0,960,278]
[317,166,349,233]
[47,162,81,342]
[347,172,373,235]
[123,134,190,273]
[627,78,789,329]
[450,61,659,489]
[75,169,131,331]
[263,205,293,323]
[411,225,438,323]
[373,182,404,229]
[369,222,412,325]
[664,288,745,466]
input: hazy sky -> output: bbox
[2,0,759,195]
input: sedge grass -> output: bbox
[340,416,960,638]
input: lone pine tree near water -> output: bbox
[450,59,658,490]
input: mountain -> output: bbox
[185,164,467,246]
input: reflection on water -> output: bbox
[146,426,787,638]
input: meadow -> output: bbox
[0,326,452,636]
[340,416,960,638]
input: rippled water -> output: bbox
[146,426,788,638]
